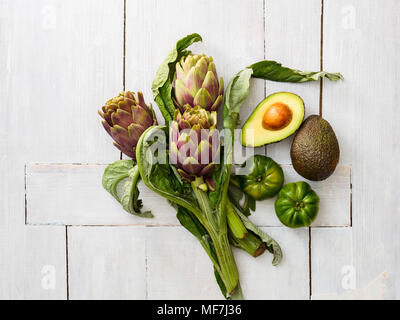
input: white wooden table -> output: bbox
[1,0,399,299]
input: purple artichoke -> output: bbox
[170,105,220,181]
[174,54,224,112]
[99,91,157,160]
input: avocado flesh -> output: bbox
[241,92,305,147]
[290,115,340,181]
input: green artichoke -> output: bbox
[99,91,157,160]
[174,54,224,111]
[170,105,220,181]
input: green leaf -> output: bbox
[136,125,203,219]
[121,165,153,218]
[152,33,202,122]
[228,180,255,217]
[102,160,134,202]
[216,69,254,215]
[214,267,228,298]
[249,60,343,82]
[102,160,152,218]
[236,210,283,266]
[223,68,254,130]
[176,206,208,240]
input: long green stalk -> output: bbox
[191,177,239,294]
[226,201,247,239]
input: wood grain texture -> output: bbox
[26,164,178,226]
[323,0,400,298]
[147,226,309,300]
[26,163,350,227]
[264,0,322,163]
[311,227,354,299]
[234,227,309,299]
[146,227,222,300]
[1,0,124,164]
[0,226,67,299]
[0,0,124,299]
[311,227,389,299]
[1,0,399,300]
[67,226,147,299]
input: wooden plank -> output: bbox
[323,0,400,298]
[67,226,147,299]
[0,226,67,299]
[147,226,309,299]
[1,0,124,164]
[26,164,178,226]
[311,227,353,299]
[0,0,124,299]
[235,227,309,299]
[311,227,388,299]
[26,163,350,227]
[146,226,222,300]
[264,0,322,163]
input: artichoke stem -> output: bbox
[230,231,266,258]
[226,201,248,240]
[191,177,239,294]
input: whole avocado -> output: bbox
[290,115,340,181]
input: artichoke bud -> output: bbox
[174,54,224,112]
[170,106,220,181]
[98,91,157,160]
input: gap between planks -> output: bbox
[308,227,312,299]
[319,0,324,116]
[65,225,70,300]
[120,0,126,161]
[311,0,324,299]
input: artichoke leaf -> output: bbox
[152,33,202,122]
[121,165,153,218]
[228,179,255,217]
[249,60,343,82]
[102,159,153,218]
[215,69,253,214]
[136,125,203,218]
[102,159,134,202]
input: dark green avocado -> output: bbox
[290,115,340,181]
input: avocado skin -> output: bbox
[290,115,340,181]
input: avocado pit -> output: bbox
[262,102,293,131]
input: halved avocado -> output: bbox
[241,92,305,147]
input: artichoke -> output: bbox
[99,91,157,160]
[170,105,220,181]
[174,54,224,112]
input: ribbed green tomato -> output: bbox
[239,155,284,201]
[275,181,320,228]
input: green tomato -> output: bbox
[239,155,284,201]
[275,181,320,228]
